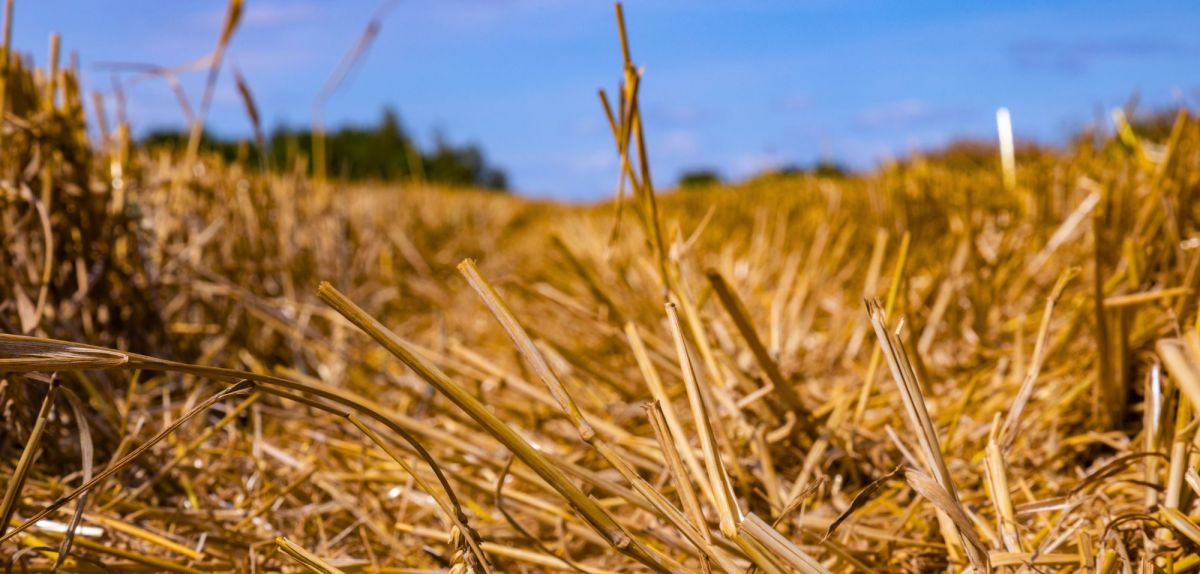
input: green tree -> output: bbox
[678,168,722,189]
[142,107,508,191]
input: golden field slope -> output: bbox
[4,13,1200,574]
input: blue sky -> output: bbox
[13,1,1200,200]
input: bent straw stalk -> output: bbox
[315,282,673,573]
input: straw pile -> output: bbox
[3,3,1200,573]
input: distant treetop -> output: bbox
[140,107,508,191]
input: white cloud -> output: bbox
[856,99,930,128]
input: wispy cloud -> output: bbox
[1008,37,1185,73]
[855,99,931,128]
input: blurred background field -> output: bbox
[3,1,1200,573]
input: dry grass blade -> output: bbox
[644,401,717,574]
[275,536,348,574]
[0,337,129,372]
[232,67,267,168]
[666,301,742,538]
[1159,333,1200,411]
[904,468,988,563]
[705,268,816,439]
[458,258,595,440]
[625,322,716,508]
[999,266,1078,451]
[739,513,832,574]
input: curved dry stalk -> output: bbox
[0,334,503,571]
[346,413,494,574]
[494,456,591,574]
[113,390,262,505]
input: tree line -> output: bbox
[141,107,508,191]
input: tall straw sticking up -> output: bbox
[996,107,1016,192]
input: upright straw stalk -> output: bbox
[867,300,989,572]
